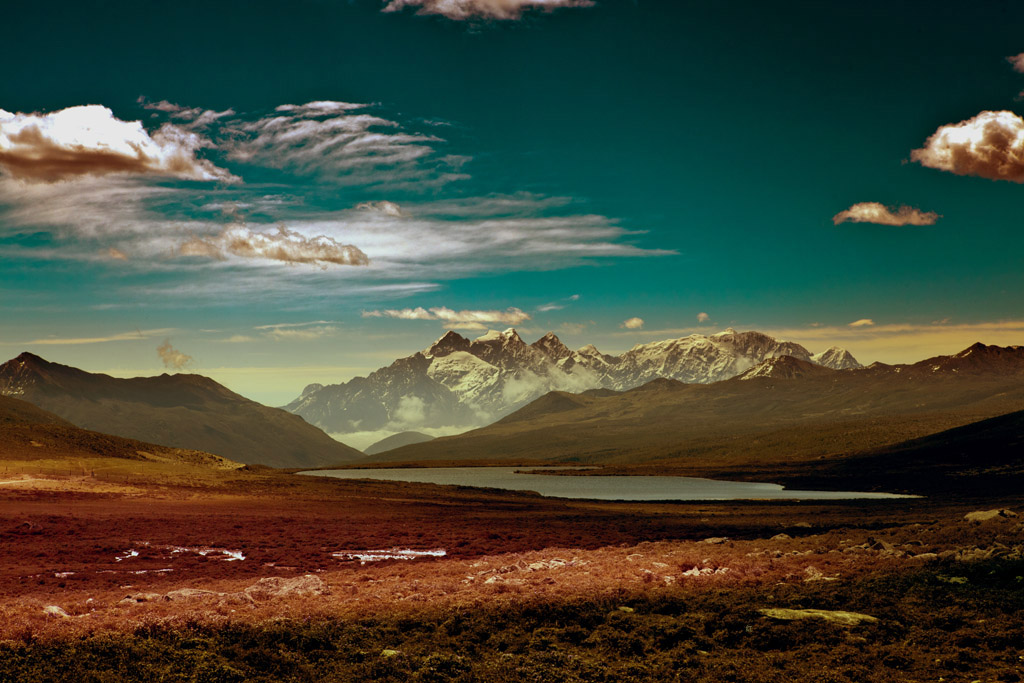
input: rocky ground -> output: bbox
[0,473,1021,681]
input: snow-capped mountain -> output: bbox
[285,328,862,435]
[811,346,864,370]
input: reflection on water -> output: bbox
[301,467,916,502]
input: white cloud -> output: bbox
[848,319,875,328]
[24,328,175,345]
[537,293,580,312]
[363,305,531,329]
[180,224,369,268]
[697,312,710,323]
[382,0,594,21]
[1007,53,1024,73]
[356,200,405,216]
[832,202,940,227]
[222,104,468,188]
[157,339,194,370]
[261,325,338,341]
[911,110,1024,183]
[0,105,236,183]
[621,317,644,330]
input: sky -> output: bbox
[2,0,1024,405]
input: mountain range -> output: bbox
[285,328,862,436]
[0,353,362,468]
[369,342,1024,468]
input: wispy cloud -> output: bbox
[381,0,594,21]
[157,339,194,370]
[0,105,236,183]
[537,293,579,312]
[620,317,644,330]
[24,328,174,345]
[832,202,939,226]
[848,319,875,327]
[220,102,468,188]
[911,110,1024,183]
[363,305,531,330]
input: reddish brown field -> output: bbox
[0,470,1020,645]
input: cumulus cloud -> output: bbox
[0,105,236,183]
[832,202,940,226]
[697,312,710,323]
[911,110,1024,183]
[848,319,875,328]
[621,317,644,330]
[1008,53,1024,73]
[157,339,194,370]
[363,305,531,329]
[180,224,369,268]
[382,0,594,21]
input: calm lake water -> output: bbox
[301,467,916,502]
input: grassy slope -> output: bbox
[375,360,1024,469]
[0,354,362,469]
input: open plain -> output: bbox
[0,462,1021,682]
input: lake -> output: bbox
[301,467,916,502]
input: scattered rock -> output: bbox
[120,592,162,604]
[803,566,838,582]
[964,509,1017,523]
[701,537,729,545]
[244,574,329,600]
[42,605,70,619]
[381,649,401,658]
[164,588,222,601]
[616,606,635,613]
[759,608,878,626]
[770,533,792,541]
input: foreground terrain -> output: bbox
[0,464,1020,682]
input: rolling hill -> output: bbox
[370,343,1024,468]
[0,353,362,469]
[0,394,238,470]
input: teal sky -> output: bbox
[3,0,1024,404]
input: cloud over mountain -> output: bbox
[911,110,1024,183]
[363,306,531,329]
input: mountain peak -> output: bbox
[531,332,572,360]
[426,330,470,357]
[738,355,833,381]
[811,346,863,370]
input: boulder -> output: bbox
[964,509,1017,523]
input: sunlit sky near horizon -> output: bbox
[3,0,1024,405]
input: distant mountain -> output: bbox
[370,343,1024,468]
[0,394,238,470]
[286,328,861,436]
[811,346,863,370]
[0,353,362,468]
[363,431,435,455]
